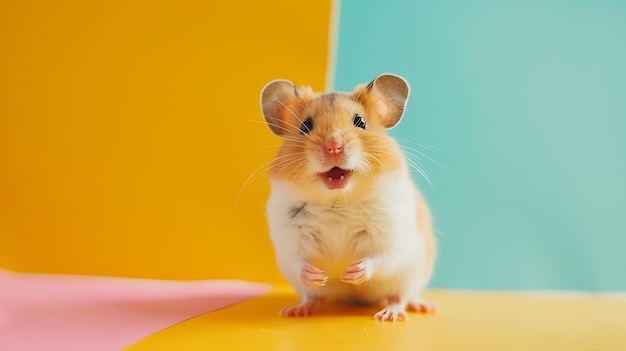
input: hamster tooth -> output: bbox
[339,175,345,180]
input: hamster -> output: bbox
[259,74,436,321]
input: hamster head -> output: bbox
[260,74,410,200]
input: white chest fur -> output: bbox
[266,171,427,301]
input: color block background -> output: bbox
[0,0,332,283]
[2,0,625,293]
[335,0,626,291]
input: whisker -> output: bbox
[365,146,435,190]
[276,100,306,125]
[396,136,438,153]
[341,187,348,205]
[234,153,306,211]
[399,145,442,168]
[263,115,307,134]
[236,163,282,205]
[280,135,307,145]
[267,92,304,125]
[242,144,281,158]
[405,158,434,190]
[248,119,300,137]
[360,152,380,173]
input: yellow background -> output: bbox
[0,0,332,283]
[3,3,626,350]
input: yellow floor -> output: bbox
[128,286,626,350]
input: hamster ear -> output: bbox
[260,79,298,136]
[367,74,410,128]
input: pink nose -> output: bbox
[325,142,343,154]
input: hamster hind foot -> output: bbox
[373,296,409,322]
[281,296,323,317]
[407,298,438,314]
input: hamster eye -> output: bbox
[353,114,366,129]
[300,117,314,134]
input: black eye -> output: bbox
[300,117,314,134]
[353,114,366,129]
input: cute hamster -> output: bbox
[260,74,436,321]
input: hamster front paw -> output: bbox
[300,263,328,288]
[340,258,374,285]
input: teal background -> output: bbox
[334,0,626,291]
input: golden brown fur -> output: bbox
[261,74,437,321]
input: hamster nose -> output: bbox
[325,141,343,155]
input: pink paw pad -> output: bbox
[373,304,409,322]
[340,258,371,285]
[300,264,328,288]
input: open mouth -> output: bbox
[319,167,353,190]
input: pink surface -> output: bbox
[0,269,270,351]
